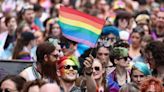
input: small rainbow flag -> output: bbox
[58,6,105,47]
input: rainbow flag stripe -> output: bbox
[58,6,105,47]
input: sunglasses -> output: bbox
[93,66,100,71]
[117,57,129,61]
[106,37,116,42]
[63,65,78,70]
[133,75,144,78]
[59,42,70,49]
[50,54,58,59]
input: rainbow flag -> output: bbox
[58,6,105,47]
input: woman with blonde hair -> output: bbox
[131,61,151,86]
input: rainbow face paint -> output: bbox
[60,59,77,76]
[59,58,78,81]
[57,55,80,69]
[57,55,79,78]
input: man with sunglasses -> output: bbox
[20,42,60,84]
[57,55,96,92]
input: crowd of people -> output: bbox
[0,0,164,92]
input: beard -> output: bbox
[41,58,58,80]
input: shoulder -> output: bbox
[19,66,33,81]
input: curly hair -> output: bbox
[144,41,164,67]
[140,77,163,92]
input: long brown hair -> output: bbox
[95,58,109,92]
[36,42,60,85]
[12,38,31,59]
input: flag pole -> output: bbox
[89,22,105,56]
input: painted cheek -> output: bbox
[61,69,69,76]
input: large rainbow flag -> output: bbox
[58,6,105,47]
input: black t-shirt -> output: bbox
[4,34,14,49]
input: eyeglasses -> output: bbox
[59,42,70,49]
[93,66,100,71]
[63,65,78,70]
[97,53,109,56]
[50,54,58,59]
[106,37,116,42]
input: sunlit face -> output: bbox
[1,79,18,92]
[28,85,39,92]
[130,32,141,46]
[131,69,146,85]
[96,47,110,64]
[59,59,78,82]
[92,59,105,80]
